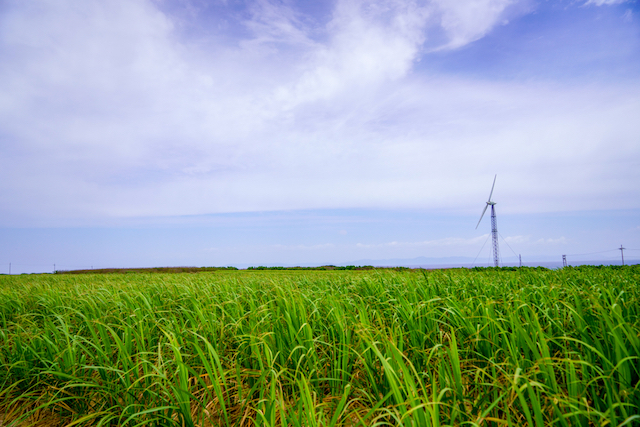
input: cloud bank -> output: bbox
[1,0,639,226]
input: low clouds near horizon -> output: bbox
[1,0,639,226]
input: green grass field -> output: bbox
[1,266,639,426]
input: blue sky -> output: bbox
[1,0,639,272]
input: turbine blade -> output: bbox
[476,203,489,229]
[487,174,497,202]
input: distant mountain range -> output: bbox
[341,256,637,269]
[234,256,637,270]
[341,256,477,268]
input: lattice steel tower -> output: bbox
[476,175,500,267]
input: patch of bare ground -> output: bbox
[0,407,64,427]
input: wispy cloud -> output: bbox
[504,235,530,244]
[271,243,336,250]
[431,0,528,50]
[534,237,568,245]
[356,235,489,249]
[243,0,317,48]
[503,235,567,245]
[584,0,628,6]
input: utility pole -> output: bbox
[619,245,625,266]
[562,255,567,268]
[519,254,522,267]
[54,263,56,273]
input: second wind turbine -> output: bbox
[476,175,500,267]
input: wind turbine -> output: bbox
[476,175,500,267]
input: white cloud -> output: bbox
[504,235,530,244]
[271,243,336,250]
[534,237,568,245]
[273,0,430,109]
[502,235,567,246]
[431,0,522,49]
[243,0,317,48]
[584,0,628,5]
[273,0,528,107]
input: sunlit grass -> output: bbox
[1,266,639,426]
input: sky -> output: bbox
[1,0,639,273]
